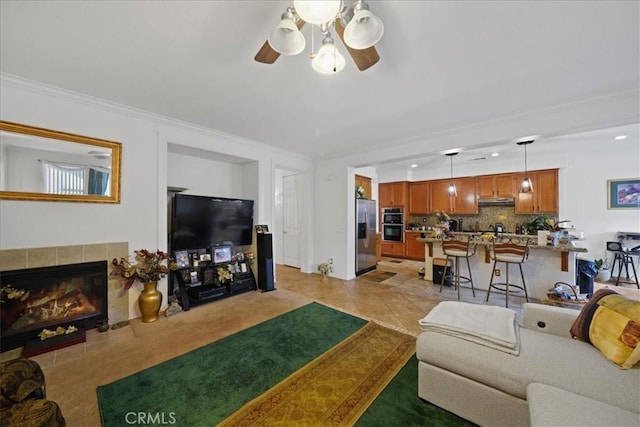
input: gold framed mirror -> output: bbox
[0,121,121,203]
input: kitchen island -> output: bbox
[416,232,588,301]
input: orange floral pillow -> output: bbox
[570,288,640,369]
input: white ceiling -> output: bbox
[1,1,638,170]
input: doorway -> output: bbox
[282,174,301,268]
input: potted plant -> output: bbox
[111,249,176,323]
[522,215,571,245]
[594,258,612,282]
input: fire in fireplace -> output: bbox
[1,261,108,352]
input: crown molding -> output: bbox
[0,73,311,163]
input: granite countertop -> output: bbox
[415,232,588,253]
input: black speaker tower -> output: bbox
[256,233,275,292]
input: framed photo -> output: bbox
[608,178,640,209]
[189,271,199,283]
[212,244,233,264]
[174,250,190,269]
[202,268,214,285]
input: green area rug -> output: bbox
[358,354,472,427]
[97,302,471,426]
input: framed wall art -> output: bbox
[608,178,640,209]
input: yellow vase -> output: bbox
[139,282,162,323]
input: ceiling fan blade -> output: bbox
[334,20,380,71]
[254,20,306,64]
[254,41,280,64]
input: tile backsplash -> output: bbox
[408,206,539,233]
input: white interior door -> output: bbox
[283,174,300,268]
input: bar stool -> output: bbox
[607,241,639,288]
[486,239,530,308]
[440,235,476,300]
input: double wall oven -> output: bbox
[382,208,404,242]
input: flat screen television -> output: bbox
[172,194,254,250]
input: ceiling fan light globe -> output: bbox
[293,0,341,25]
[312,43,346,74]
[344,9,384,49]
[268,19,306,55]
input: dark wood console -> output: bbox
[171,247,256,311]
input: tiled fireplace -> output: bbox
[0,242,130,340]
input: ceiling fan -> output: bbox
[254,0,383,73]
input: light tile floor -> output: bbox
[6,258,528,426]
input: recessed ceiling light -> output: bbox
[410,164,418,168]
[491,152,500,157]
[614,135,627,140]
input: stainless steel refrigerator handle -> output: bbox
[363,209,370,248]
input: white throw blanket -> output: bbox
[419,301,520,355]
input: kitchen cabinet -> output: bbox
[429,178,478,214]
[429,180,451,213]
[453,177,478,214]
[409,181,430,214]
[355,174,373,200]
[478,173,515,198]
[379,181,408,207]
[381,241,405,258]
[405,232,426,260]
[515,169,559,214]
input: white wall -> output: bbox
[559,136,640,262]
[167,152,244,198]
[314,159,350,278]
[0,76,312,318]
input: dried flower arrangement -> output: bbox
[111,249,177,290]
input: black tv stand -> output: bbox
[172,260,257,311]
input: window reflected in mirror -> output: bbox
[0,121,121,203]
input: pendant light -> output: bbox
[343,1,384,50]
[312,33,346,74]
[268,8,306,56]
[446,152,458,197]
[517,140,534,193]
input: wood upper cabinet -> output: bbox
[515,169,559,214]
[409,181,430,214]
[379,181,408,207]
[452,177,478,214]
[478,174,515,198]
[429,180,451,213]
[429,178,478,214]
[355,174,372,200]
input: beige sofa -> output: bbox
[416,302,640,426]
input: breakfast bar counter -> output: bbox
[416,232,588,301]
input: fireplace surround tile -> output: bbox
[83,243,108,262]
[106,242,128,262]
[26,246,57,268]
[0,248,27,270]
[57,245,84,265]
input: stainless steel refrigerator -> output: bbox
[356,199,377,276]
